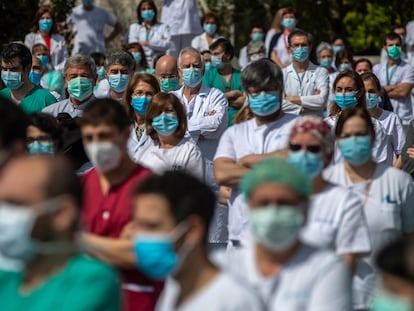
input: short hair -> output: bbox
[177,47,204,69]
[209,38,234,59]
[123,73,160,123]
[316,41,332,59]
[79,98,131,131]
[134,171,216,242]
[63,54,97,79]
[126,42,148,68]
[145,93,187,141]
[384,31,402,46]
[288,29,313,47]
[360,72,381,92]
[32,43,49,56]
[28,112,63,151]
[136,0,158,24]
[353,58,373,72]
[335,106,375,141]
[200,12,220,32]
[30,5,60,35]
[90,52,106,67]
[334,49,354,68]
[241,58,283,91]
[1,42,32,69]
[104,50,135,71]
[0,97,28,149]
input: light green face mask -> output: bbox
[68,77,93,101]
[371,292,413,311]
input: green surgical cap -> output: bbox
[241,157,311,199]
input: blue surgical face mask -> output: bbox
[292,47,309,63]
[334,91,358,110]
[319,57,333,69]
[204,62,211,71]
[151,113,179,136]
[38,19,53,33]
[281,18,296,29]
[28,141,54,155]
[251,32,264,42]
[332,45,344,54]
[181,67,202,88]
[131,96,151,115]
[160,77,179,92]
[96,66,106,80]
[108,74,130,93]
[338,135,372,166]
[1,71,23,90]
[249,205,304,251]
[67,77,93,101]
[203,24,217,35]
[338,63,352,72]
[211,55,224,69]
[37,55,49,69]
[387,45,402,60]
[366,93,380,109]
[249,91,280,116]
[141,10,155,22]
[288,150,324,179]
[132,52,142,65]
[29,71,42,85]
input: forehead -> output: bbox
[290,132,322,145]
[363,79,376,90]
[134,80,155,92]
[133,194,175,227]
[336,76,356,88]
[40,11,52,18]
[319,49,333,57]
[27,125,48,138]
[211,45,224,54]
[108,63,129,71]
[250,183,302,203]
[356,61,370,69]
[341,116,368,133]
[2,58,22,68]
[66,65,92,76]
[156,60,177,74]
[386,37,400,45]
[290,34,308,43]
[81,123,119,135]
[32,57,42,67]
[252,27,263,33]
[181,52,201,64]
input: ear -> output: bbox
[52,196,78,233]
[183,215,205,246]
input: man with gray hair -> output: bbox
[214,58,298,248]
[283,29,329,117]
[42,54,97,117]
[172,47,228,190]
[95,51,135,102]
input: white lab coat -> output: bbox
[24,32,68,72]
[191,33,222,52]
[160,0,202,36]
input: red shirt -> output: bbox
[81,165,163,311]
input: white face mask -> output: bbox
[85,142,122,173]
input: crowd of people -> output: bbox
[1,0,414,310]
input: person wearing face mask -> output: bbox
[128,0,173,68]
[361,72,405,167]
[155,55,180,92]
[42,54,97,117]
[316,41,337,115]
[95,51,135,103]
[214,59,297,248]
[203,38,245,126]
[90,52,106,88]
[0,155,121,310]
[0,43,57,113]
[24,5,68,73]
[125,171,264,310]
[287,116,371,273]
[282,29,330,117]
[373,32,414,130]
[172,47,228,191]
[335,49,355,73]
[78,98,163,311]
[67,0,123,57]
[215,157,352,310]
[191,12,222,52]
[127,42,153,74]
[239,26,265,69]
[379,25,408,64]
[135,92,204,180]
[323,107,414,311]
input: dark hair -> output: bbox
[329,70,366,117]
[104,50,135,71]
[334,49,354,68]
[123,73,160,123]
[30,5,60,34]
[209,38,234,59]
[1,43,32,69]
[126,42,148,69]
[331,35,346,46]
[392,24,406,33]
[241,58,283,91]
[136,0,158,24]
[334,106,375,141]
[0,97,28,149]
[288,29,313,47]
[384,31,402,46]
[360,72,394,112]
[90,52,106,67]
[353,58,373,72]
[145,93,187,141]
[134,171,216,242]
[79,98,131,131]
[28,112,63,151]
[201,12,220,32]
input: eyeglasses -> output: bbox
[26,135,52,144]
[289,143,321,153]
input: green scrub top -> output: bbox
[0,255,121,311]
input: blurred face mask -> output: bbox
[211,55,224,69]
[29,70,42,85]
[67,77,93,101]
[248,91,280,116]
[366,92,381,109]
[151,113,179,136]
[28,141,54,155]
[371,291,413,311]
[387,45,402,60]
[108,74,130,93]
[203,24,217,35]
[181,68,202,88]
[85,141,122,173]
[251,32,264,42]
[96,66,106,80]
[288,150,324,179]
[334,91,358,110]
[281,18,296,29]
[1,71,23,90]
[338,135,372,166]
[38,19,53,33]
[141,10,155,22]
[292,47,309,63]
[131,96,151,115]
[319,57,333,69]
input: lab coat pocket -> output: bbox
[380,202,401,231]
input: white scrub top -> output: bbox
[272,32,292,66]
[323,162,414,309]
[377,109,406,163]
[301,184,371,255]
[214,113,297,242]
[135,136,204,180]
[160,0,202,36]
[191,33,221,52]
[373,61,414,125]
[214,244,352,311]
[282,63,330,116]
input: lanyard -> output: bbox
[283,33,289,53]
[386,63,398,85]
[218,71,233,92]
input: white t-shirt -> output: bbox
[68,5,117,55]
[160,0,202,36]
[135,137,204,180]
[272,32,291,66]
[214,244,352,311]
[156,273,264,311]
[214,114,298,241]
[191,33,221,52]
[323,162,414,309]
[301,184,371,255]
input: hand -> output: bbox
[313,89,321,95]
[238,154,262,168]
[119,221,136,239]
[139,40,149,47]
[208,109,216,116]
[407,147,414,158]
[218,186,232,205]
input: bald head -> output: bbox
[155,55,178,80]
